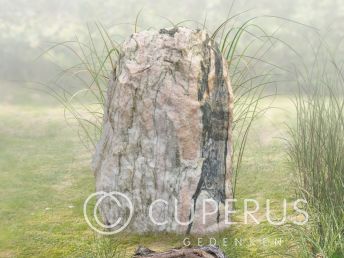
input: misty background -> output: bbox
[1,0,343,104]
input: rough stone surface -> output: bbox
[92,27,233,234]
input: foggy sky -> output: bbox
[1,0,343,85]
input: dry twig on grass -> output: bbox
[134,245,228,258]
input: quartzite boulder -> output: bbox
[92,27,233,234]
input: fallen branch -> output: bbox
[134,245,228,258]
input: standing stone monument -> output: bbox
[92,27,233,234]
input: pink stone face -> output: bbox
[93,27,233,234]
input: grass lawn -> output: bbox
[0,91,301,257]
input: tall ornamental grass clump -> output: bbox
[44,13,283,195]
[288,52,344,257]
